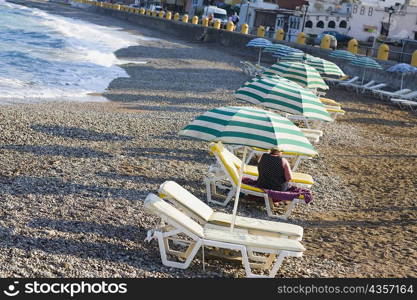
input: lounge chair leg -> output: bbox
[264,195,277,218]
[155,231,202,270]
[205,177,212,203]
[267,251,288,278]
[242,248,289,278]
[282,199,299,219]
[245,151,255,164]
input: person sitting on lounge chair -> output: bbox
[257,146,293,192]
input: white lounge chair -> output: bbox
[392,90,417,101]
[337,76,360,87]
[158,181,304,240]
[360,83,387,94]
[205,142,309,219]
[144,193,305,278]
[372,88,412,100]
[343,80,375,93]
[390,99,417,112]
[240,60,265,76]
[323,75,350,86]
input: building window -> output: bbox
[353,5,358,14]
[328,20,336,28]
[317,21,324,28]
[360,7,365,15]
[368,7,373,16]
[305,20,313,28]
[339,20,347,28]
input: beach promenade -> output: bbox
[0,0,416,278]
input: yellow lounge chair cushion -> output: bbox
[326,107,345,114]
[319,97,341,106]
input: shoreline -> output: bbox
[0,0,416,278]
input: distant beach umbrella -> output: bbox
[349,56,382,84]
[263,44,292,53]
[386,63,417,89]
[246,38,272,65]
[263,61,329,91]
[235,75,332,122]
[277,51,306,61]
[273,48,303,59]
[329,50,356,61]
[306,58,346,77]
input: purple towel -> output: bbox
[242,177,313,204]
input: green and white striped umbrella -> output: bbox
[179,106,317,231]
[329,50,356,61]
[263,44,292,53]
[264,61,329,90]
[306,58,346,77]
[349,56,382,84]
[179,106,317,156]
[349,56,382,69]
[235,76,332,122]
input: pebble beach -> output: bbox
[0,0,416,278]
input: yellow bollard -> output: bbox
[202,17,209,27]
[116,4,121,10]
[146,10,151,16]
[182,14,189,23]
[241,23,249,34]
[377,44,389,61]
[257,26,265,37]
[275,29,285,41]
[296,32,306,45]
[159,11,164,18]
[166,11,172,20]
[320,34,331,49]
[213,19,221,29]
[174,13,180,21]
[140,8,145,14]
[152,11,158,17]
[192,16,198,24]
[226,21,235,31]
[411,50,417,67]
[348,39,358,54]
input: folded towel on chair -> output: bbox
[242,177,313,204]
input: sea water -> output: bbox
[0,0,143,104]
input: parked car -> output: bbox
[314,31,352,45]
[202,5,228,27]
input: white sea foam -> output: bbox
[0,0,152,104]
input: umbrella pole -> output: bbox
[401,73,404,90]
[257,48,262,66]
[230,146,248,232]
[362,68,366,85]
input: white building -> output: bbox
[348,0,417,42]
[238,0,280,34]
[301,0,351,36]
